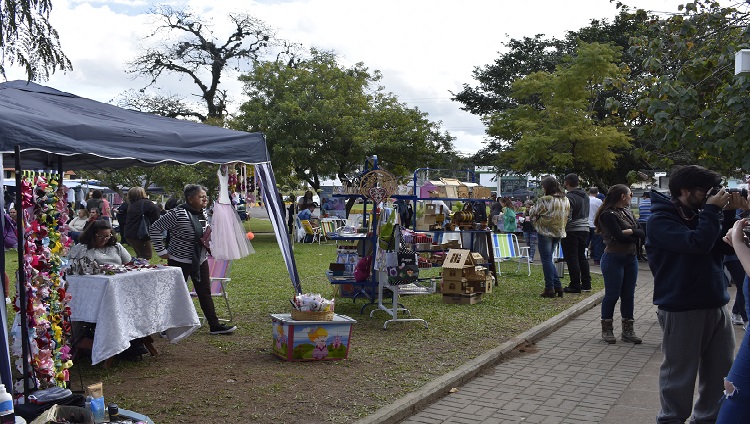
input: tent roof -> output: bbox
[0,81,269,170]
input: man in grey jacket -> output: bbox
[562,174,592,293]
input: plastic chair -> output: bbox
[190,256,233,323]
[491,233,531,276]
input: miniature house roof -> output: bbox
[442,249,477,270]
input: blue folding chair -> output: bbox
[491,233,531,276]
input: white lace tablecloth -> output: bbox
[67,266,201,365]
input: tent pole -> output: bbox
[14,146,30,401]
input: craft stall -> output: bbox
[0,81,299,421]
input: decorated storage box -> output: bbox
[271,313,357,361]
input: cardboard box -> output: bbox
[442,293,483,304]
[31,405,94,424]
[439,178,462,198]
[472,186,492,199]
[271,313,356,361]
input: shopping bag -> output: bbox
[378,210,396,250]
[135,202,150,240]
[388,246,419,285]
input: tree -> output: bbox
[486,42,632,180]
[231,49,457,191]
[0,0,72,80]
[127,5,287,123]
[78,163,218,201]
[631,0,750,176]
[454,9,654,186]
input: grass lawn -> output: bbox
[4,225,604,423]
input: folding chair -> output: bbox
[320,219,339,243]
[491,233,531,276]
[190,256,233,324]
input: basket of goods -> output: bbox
[291,293,335,321]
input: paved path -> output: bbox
[359,261,745,424]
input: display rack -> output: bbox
[396,168,498,283]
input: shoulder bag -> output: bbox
[136,201,150,240]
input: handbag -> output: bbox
[136,201,150,240]
[199,225,212,250]
[388,246,419,285]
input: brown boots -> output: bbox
[601,319,642,344]
[621,319,642,344]
[601,319,616,344]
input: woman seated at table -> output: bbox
[68,220,131,265]
[68,208,89,244]
[67,220,149,359]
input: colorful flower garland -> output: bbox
[11,173,73,391]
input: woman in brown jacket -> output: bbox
[594,184,645,344]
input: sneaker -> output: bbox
[209,324,237,335]
[563,286,582,294]
[731,314,745,326]
[581,287,592,293]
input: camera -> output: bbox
[708,187,749,197]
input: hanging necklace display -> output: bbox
[11,172,73,391]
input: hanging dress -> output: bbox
[210,166,254,260]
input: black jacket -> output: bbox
[124,199,162,240]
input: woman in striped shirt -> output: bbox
[149,184,237,335]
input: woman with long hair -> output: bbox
[594,184,644,344]
[529,176,570,298]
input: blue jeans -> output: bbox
[717,325,750,423]
[537,234,561,290]
[600,252,638,320]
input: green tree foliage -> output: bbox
[454,10,653,185]
[78,163,217,202]
[631,0,750,176]
[486,42,632,180]
[230,49,456,191]
[0,0,71,80]
[126,5,289,123]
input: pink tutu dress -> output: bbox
[210,166,254,260]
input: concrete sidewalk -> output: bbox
[359,261,745,424]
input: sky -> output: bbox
[4,0,690,156]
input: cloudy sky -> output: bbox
[5,0,688,155]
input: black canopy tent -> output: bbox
[0,80,301,399]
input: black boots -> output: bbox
[601,319,616,344]
[621,319,642,344]
[601,319,642,344]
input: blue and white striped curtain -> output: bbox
[255,162,302,293]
